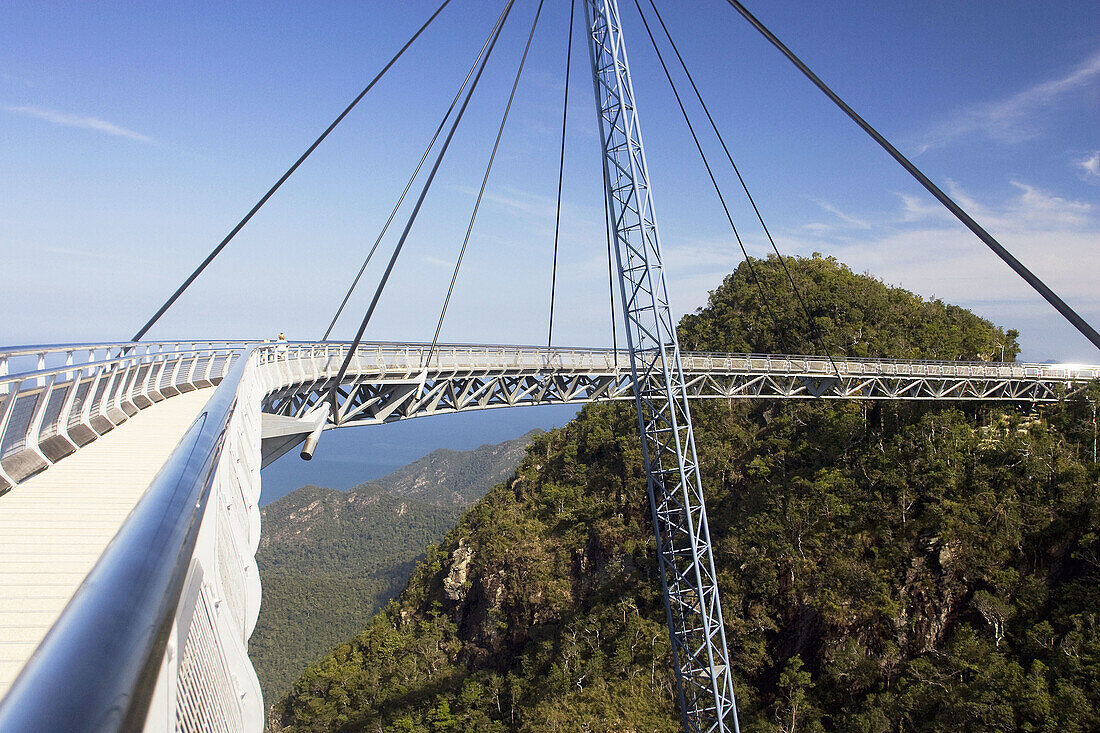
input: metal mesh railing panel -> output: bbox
[66,381,92,429]
[106,366,131,405]
[37,385,71,440]
[209,355,228,379]
[193,356,212,381]
[216,508,245,634]
[132,364,151,394]
[1,393,40,458]
[160,359,180,390]
[89,375,111,414]
[175,587,239,733]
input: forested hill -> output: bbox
[367,434,535,506]
[677,252,1019,360]
[273,255,1100,732]
[251,431,538,706]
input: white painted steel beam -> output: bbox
[257,344,1097,434]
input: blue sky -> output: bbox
[2,0,1098,364]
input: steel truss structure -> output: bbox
[582,0,739,728]
[4,341,1090,491]
[262,344,1084,423]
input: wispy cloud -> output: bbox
[832,192,1097,359]
[810,199,872,230]
[422,255,455,269]
[896,179,1091,231]
[1076,151,1100,184]
[779,182,1099,313]
[897,192,954,224]
[918,49,1100,152]
[659,180,1100,358]
[1007,181,1091,228]
[5,105,152,142]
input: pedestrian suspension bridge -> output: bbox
[1,1,1097,732]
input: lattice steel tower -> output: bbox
[583,1,740,730]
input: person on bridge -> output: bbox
[276,332,288,359]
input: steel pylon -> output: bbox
[581,1,740,731]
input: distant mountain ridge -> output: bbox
[250,429,541,707]
[361,431,536,506]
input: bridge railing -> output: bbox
[263,341,624,373]
[675,352,1100,380]
[264,341,1100,382]
[0,346,264,732]
[4,340,1095,492]
[0,341,251,492]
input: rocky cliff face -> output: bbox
[250,431,540,707]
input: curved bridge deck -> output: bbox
[0,388,213,695]
[260,344,1100,431]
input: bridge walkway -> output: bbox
[0,388,214,696]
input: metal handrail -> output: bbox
[0,347,239,385]
[0,340,255,358]
[2,340,1097,484]
[0,346,256,732]
[5,339,1097,374]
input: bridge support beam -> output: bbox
[584,2,740,730]
[300,403,331,460]
[259,404,330,467]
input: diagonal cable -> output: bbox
[645,0,839,375]
[633,0,807,363]
[328,0,516,412]
[547,0,576,349]
[132,0,454,341]
[322,1,509,341]
[723,0,1100,354]
[427,0,546,364]
[603,159,619,366]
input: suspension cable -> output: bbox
[547,0,576,349]
[724,0,1100,354]
[322,2,507,341]
[633,0,817,365]
[131,0,454,342]
[427,0,546,365]
[602,157,619,366]
[644,0,838,373]
[328,0,516,411]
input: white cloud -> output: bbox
[664,238,750,271]
[657,180,1099,359]
[450,185,555,220]
[4,105,152,142]
[897,192,953,224]
[1076,151,1100,183]
[812,199,872,230]
[1007,181,1091,228]
[892,180,1090,231]
[778,184,1099,330]
[422,255,455,269]
[918,49,1100,152]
